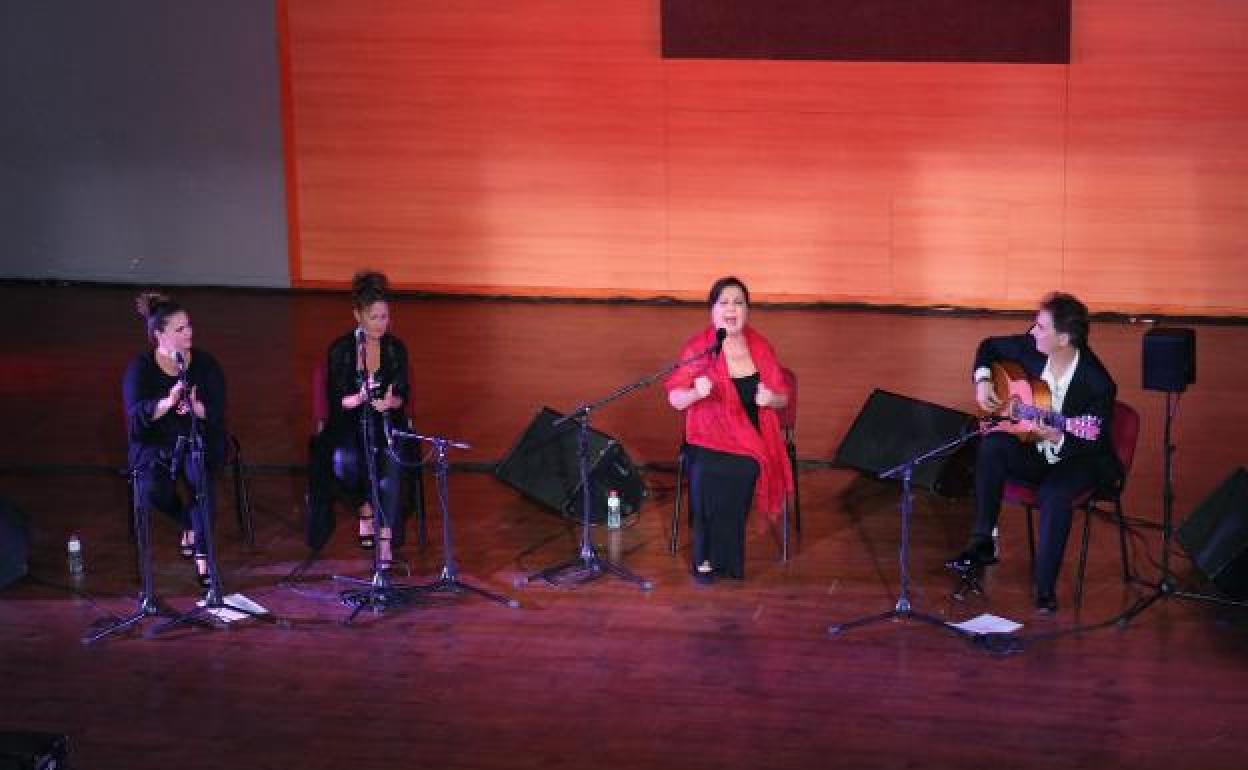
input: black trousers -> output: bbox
[972,431,1100,597]
[306,431,406,550]
[136,451,216,556]
[687,445,759,579]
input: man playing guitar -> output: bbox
[946,292,1122,613]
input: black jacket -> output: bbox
[973,333,1122,489]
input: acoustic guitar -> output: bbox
[981,360,1101,443]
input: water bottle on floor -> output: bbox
[67,533,84,576]
[606,489,622,530]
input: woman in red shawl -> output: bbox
[666,277,793,583]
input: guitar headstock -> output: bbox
[1067,415,1102,441]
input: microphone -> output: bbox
[173,350,190,406]
[713,327,727,354]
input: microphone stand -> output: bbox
[390,430,520,608]
[518,336,723,590]
[828,423,993,640]
[152,359,274,635]
[83,461,200,644]
[335,332,424,623]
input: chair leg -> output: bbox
[670,452,684,554]
[1025,505,1037,584]
[788,441,801,535]
[1075,504,1093,611]
[1114,499,1131,584]
[408,463,428,547]
[232,446,255,548]
[781,498,790,562]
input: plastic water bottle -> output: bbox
[606,489,622,530]
[67,534,84,576]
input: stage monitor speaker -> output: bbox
[1143,326,1195,393]
[1177,467,1248,599]
[0,498,30,592]
[495,407,645,523]
[0,731,69,770]
[834,389,979,497]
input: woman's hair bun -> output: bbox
[352,270,389,307]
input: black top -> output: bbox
[972,332,1121,486]
[323,332,411,447]
[123,349,226,470]
[732,372,761,432]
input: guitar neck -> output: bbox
[1012,401,1065,431]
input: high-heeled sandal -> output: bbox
[194,556,211,588]
[179,531,195,559]
[377,534,393,571]
[358,514,376,550]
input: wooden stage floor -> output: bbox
[1,284,1247,770]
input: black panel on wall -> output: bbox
[661,0,1071,64]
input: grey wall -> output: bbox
[0,0,289,287]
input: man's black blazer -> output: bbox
[973,333,1123,490]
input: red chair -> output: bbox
[1004,400,1140,610]
[309,363,427,547]
[670,366,800,561]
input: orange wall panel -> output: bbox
[283,0,1248,315]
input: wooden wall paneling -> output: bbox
[1063,0,1248,313]
[283,1,1248,315]
[287,1,669,293]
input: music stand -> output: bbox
[829,425,989,640]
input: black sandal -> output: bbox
[179,531,195,559]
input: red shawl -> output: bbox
[664,325,793,520]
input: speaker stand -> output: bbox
[1118,392,1247,625]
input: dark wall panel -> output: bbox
[662,0,1070,63]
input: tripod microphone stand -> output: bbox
[829,424,990,640]
[390,430,519,608]
[150,390,274,636]
[83,464,201,644]
[335,333,424,623]
[518,334,724,590]
[1118,391,1246,624]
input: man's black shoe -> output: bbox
[944,543,999,574]
[1034,593,1058,614]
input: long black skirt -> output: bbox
[686,444,759,579]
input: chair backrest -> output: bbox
[1110,400,1140,476]
[776,367,798,431]
[311,361,330,429]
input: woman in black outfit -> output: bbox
[312,271,410,568]
[123,292,226,587]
